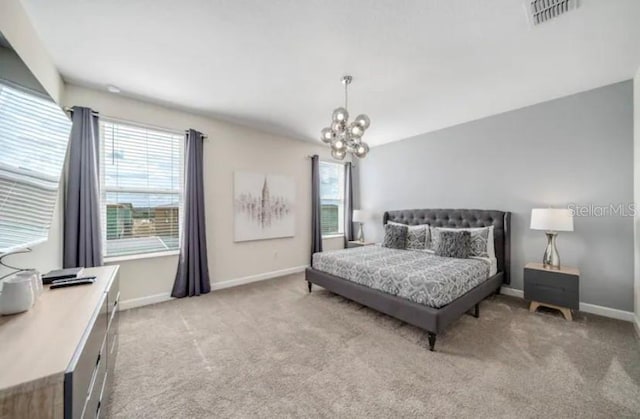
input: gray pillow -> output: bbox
[382,223,408,249]
[467,228,490,257]
[434,230,471,259]
[430,226,490,257]
[389,222,429,250]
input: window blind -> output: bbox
[0,82,71,253]
[100,120,184,258]
[319,161,345,235]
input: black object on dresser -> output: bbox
[524,262,579,321]
[64,268,119,419]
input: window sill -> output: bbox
[104,250,180,263]
[322,234,344,239]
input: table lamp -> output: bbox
[352,210,368,242]
[530,208,574,269]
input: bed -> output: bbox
[305,209,511,351]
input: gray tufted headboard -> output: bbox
[383,209,511,284]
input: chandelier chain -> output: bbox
[344,81,348,110]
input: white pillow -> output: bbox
[430,226,495,259]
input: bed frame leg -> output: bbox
[427,333,437,352]
[465,303,480,318]
[307,281,312,293]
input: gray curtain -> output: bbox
[344,162,354,246]
[63,107,103,268]
[172,129,211,298]
[311,155,322,262]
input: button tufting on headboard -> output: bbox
[382,209,511,284]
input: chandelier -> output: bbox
[320,75,370,160]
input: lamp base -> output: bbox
[357,223,364,243]
[542,232,560,269]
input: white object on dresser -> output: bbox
[16,270,43,298]
[0,274,35,315]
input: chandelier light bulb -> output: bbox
[349,123,364,138]
[354,114,370,130]
[331,148,346,160]
[354,142,369,158]
[332,107,349,123]
[320,127,334,143]
[332,138,345,150]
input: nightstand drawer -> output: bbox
[524,268,579,310]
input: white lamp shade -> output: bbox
[352,210,368,223]
[530,208,574,232]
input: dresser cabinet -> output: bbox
[0,266,119,419]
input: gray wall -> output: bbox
[359,80,634,312]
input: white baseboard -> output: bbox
[500,286,635,322]
[119,292,173,311]
[634,316,640,339]
[119,265,309,311]
[210,265,308,291]
[579,303,636,322]
[499,286,525,299]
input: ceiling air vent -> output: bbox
[526,0,578,25]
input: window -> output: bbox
[319,161,345,236]
[0,81,71,253]
[100,120,183,258]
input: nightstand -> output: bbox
[524,263,579,321]
[347,241,375,248]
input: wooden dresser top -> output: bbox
[0,266,118,392]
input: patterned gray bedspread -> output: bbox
[312,246,491,308]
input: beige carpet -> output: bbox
[107,273,640,418]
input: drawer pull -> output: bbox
[109,305,118,324]
[87,353,102,397]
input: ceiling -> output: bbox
[21,0,640,146]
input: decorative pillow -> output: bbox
[430,226,493,258]
[434,230,471,259]
[389,222,429,250]
[382,223,408,249]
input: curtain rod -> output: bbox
[305,155,357,167]
[185,130,208,140]
[64,107,208,139]
[64,106,99,116]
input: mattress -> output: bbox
[312,245,492,308]
[423,250,497,277]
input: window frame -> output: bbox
[319,160,346,238]
[99,118,185,261]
